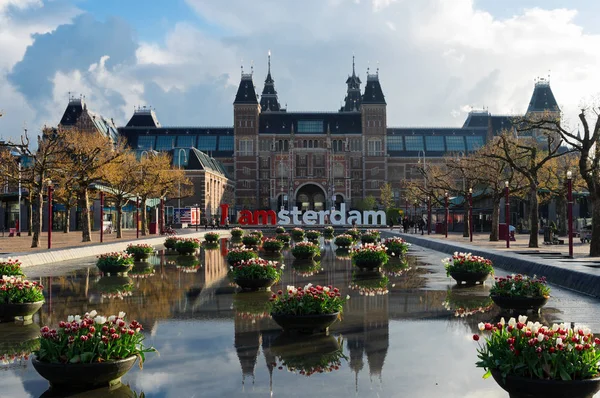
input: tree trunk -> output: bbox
[490,198,500,241]
[463,200,470,238]
[528,185,539,248]
[589,194,600,256]
[556,195,567,236]
[27,196,32,236]
[31,191,42,248]
[63,204,71,233]
[141,196,148,236]
[116,201,123,239]
[79,189,92,242]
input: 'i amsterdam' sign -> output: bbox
[220,204,386,226]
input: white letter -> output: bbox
[278,209,290,225]
[318,210,329,225]
[303,211,317,225]
[364,210,386,226]
[348,211,361,226]
[331,203,346,225]
[290,207,302,225]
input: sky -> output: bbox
[1,0,600,142]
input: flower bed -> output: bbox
[231,258,283,290]
[96,253,134,275]
[474,315,600,392]
[174,238,201,255]
[242,235,261,247]
[305,230,322,241]
[164,236,180,250]
[275,226,286,234]
[291,228,305,240]
[0,259,24,278]
[490,274,550,298]
[227,247,259,266]
[204,232,220,243]
[350,243,389,269]
[345,228,360,242]
[443,252,493,284]
[270,284,347,315]
[0,276,44,304]
[231,227,244,238]
[360,231,379,244]
[334,234,353,248]
[249,230,263,239]
[291,241,320,259]
[275,233,291,243]
[383,237,411,256]
[125,244,154,261]
[262,238,284,253]
[323,226,334,236]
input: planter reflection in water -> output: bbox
[350,270,390,296]
[233,291,272,320]
[335,248,351,260]
[442,289,494,318]
[292,259,323,277]
[128,263,155,279]
[269,334,347,376]
[474,315,600,398]
[95,276,134,300]
[381,258,410,277]
[0,322,40,367]
[39,382,140,398]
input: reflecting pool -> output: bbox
[3,234,600,397]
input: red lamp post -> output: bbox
[468,188,473,242]
[505,181,510,249]
[136,197,140,239]
[100,192,104,243]
[567,171,574,258]
[444,192,449,238]
[159,198,165,234]
[47,181,53,249]
[427,196,431,235]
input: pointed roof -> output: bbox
[362,69,386,105]
[58,96,119,141]
[234,67,259,105]
[527,78,559,113]
[340,55,362,112]
[126,106,161,128]
[260,51,282,112]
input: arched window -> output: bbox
[283,140,289,151]
[303,140,307,148]
[308,140,313,148]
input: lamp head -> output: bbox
[469,188,473,194]
[567,170,573,180]
[445,192,448,197]
[505,181,509,188]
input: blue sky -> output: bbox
[1,0,600,141]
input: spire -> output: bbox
[526,77,559,114]
[340,55,362,112]
[362,66,386,105]
[260,50,282,112]
[234,66,259,105]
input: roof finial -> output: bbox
[268,50,271,75]
[241,62,244,77]
[376,61,379,75]
[352,53,356,76]
[250,60,254,75]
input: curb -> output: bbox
[0,230,231,268]
[392,233,600,298]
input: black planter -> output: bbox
[292,252,316,260]
[39,383,136,398]
[32,356,137,389]
[0,301,44,322]
[234,276,278,291]
[132,252,151,261]
[96,263,133,276]
[176,247,197,255]
[164,240,177,250]
[271,312,340,334]
[491,369,600,398]
[353,258,384,270]
[491,295,549,311]
[263,246,282,254]
[449,271,490,285]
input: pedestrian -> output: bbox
[204,217,208,230]
[225,218,230,229]
[211,218,216,229]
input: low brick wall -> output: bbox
[0,231,230,268]
[393,233,600,298]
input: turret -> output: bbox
[526,77,559,115]
[340,55,362,112]
[259,51,282,112]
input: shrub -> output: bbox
[306,230,322,241]
[242,235,261,246]
[383,237,411,256]
[227,247,259,265]
[270,283,347,315]
[164,237,180,250]
[0,259,24,277]
[474,315,600,381]
[125,244,154,256]
[334,234,353,248]
[0,276,44,303]
[263,238,284,252]
[276,233,291,243]
[350,244,389,266]
[291,242,321,259]
[360,232,379,244]
[204,232,220,243]
[275,226,286,234]
[442,252,494,277]
[490,274,550,298]
[323,226,334,236]
[231,258,283,281]
[175,238,201,250]
[291,228,305,240]
[249,230,263,239]
[35,311,155,364]
[346,228,360,241]
[231,227,244,238]
[96,252,134,271]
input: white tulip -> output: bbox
[108,315,117,322]
[556,338,563,346]
[323,287,330,293]
[552,324,559,332]
[118,311,126,319]
[346,295,351,300]
[94,315,107,325]
[89,310,98,318]
[518,315,528,324]
[537,333,544,342]
[508,318,517,327]
[478,322,485,331]
[67,315,74,323]
[499,317,506,326]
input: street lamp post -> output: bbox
[159,198,164,234]
[47,180,53,249]
[445,192,449,238]
[505,181,510,249]
[427,196,431,235]
[177,148,187,225]
[136,197,140,239]
[17,159,21,236]
[468,188,473,242]
[567,171,574,258]
[100,192,104,243]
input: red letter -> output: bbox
[220,204,229,225]
[239,210,254,225]
[253,210,277,225]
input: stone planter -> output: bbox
[449,271,490,285]
[490,295,549,311]
[0,301,44,322]
[32,356,137,389]
[352,258,384,270]
[96,263,133,276]
[491,369,600,398]
[292,251,316,260]
[271,312,340,334]
[234,277,278,291]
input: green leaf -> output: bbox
[80,352,94,363]
[482,369,492,379]
[69,355,81,364]
[559,368,571,381]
